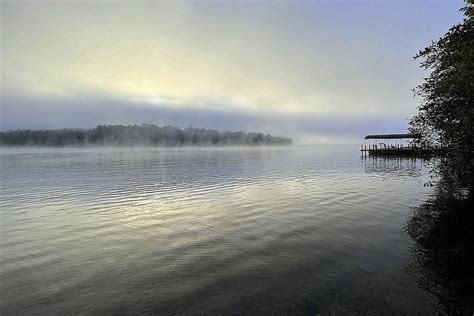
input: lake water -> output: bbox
[0,146,442,313]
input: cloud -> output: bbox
[2,1,457,116]
[0,1,462,143]
[1,91,408,144]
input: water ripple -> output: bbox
[0,147,437,314]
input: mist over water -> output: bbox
[0,146,447,313]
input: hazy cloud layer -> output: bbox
[2,92,408,144]
[0,1,464,143]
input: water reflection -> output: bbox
[364,155,474,314]
[0,148,451,313]
[362,155,424,177]
[406,187,474,314]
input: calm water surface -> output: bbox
[1,146,440,314]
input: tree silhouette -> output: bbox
[409,0,474,194]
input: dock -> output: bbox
[360,133,423,156]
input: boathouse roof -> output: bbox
[364,133,422,140]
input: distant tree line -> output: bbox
[0,124,293,147]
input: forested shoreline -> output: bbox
[409,0,473,196]
[404,3,474,313]
[0,124,293,147]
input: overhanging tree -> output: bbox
[410,0,474,194]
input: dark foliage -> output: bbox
[406,183,474,315]
[0,124,293,147]
[409,0,474,194]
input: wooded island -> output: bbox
[0,124,293,147]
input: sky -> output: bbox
[0,0,465,144]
